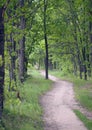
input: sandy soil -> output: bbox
[40,72,88,130]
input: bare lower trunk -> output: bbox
[89,21,92,76]
[19,36,25,82]
[82,47,87,80]
[8,34,16,90]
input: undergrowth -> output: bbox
[0,69,52,130]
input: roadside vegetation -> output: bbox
[74,110,92,130]
[0,69,52,130]
[49,69,92,130]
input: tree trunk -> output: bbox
[8,33,16,90]
[72,55,77,76]
[0,7,5,119]
[89,21,92,76]
[67,0,83,79]
[82,47,87,80]
[19,0,26,82]
[88,0,92,77]
[44,0,48,79]
[74,33,82,79]
[19,36,25,82]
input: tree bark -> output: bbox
[89,4,92,76]
[0,7,5,119]
[8,33,16,90]
[82,47,87,80]
[44,0,48,79]
[89,21,92,76]
[71,55,77,76]
[19,0,26,82]
[67,0,83,79]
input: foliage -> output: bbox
[0,69,52,130]
[3,0,90,80]
[73,79,92,111]
[0,0,92,127]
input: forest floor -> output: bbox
[40,71,88,130]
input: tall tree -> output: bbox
[19,0,26,82]
[0,0,10,119]
[0,7,5,120]
[44,0,49,79]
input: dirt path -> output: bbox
[40,72,88,130]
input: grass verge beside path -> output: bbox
[74,110,92,130]
[49,70,92,130]
[49,70,92,110]
[1,69,52,130]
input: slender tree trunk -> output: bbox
[8,33,16,90]
[19,0,26,82]
[44,0,48,79]
[82,2,88,80]
[89,4,92,76]
[72,55,77,76]
[19,36,25,82]
[82,47,87,80]
[74,32,82,79]
[0,7,5,119]
[89,22,92,76]
[88,0,92,77]
[67,0,83,79]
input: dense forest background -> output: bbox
[0,0,92,125]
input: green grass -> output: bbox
[49,69,75,81]
[74,110,92,130]
[73,79,92,111]
[0,69,52,130]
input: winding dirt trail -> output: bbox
[40,72,88,130]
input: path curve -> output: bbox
[40,72,88,130]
